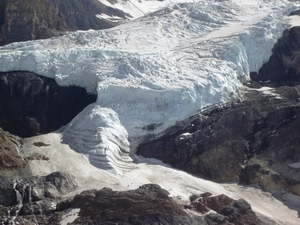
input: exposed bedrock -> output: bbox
[137,85,300,195]
[0,0,128,46]
[0,171,77,224]
[58,184,204,225]
[0,128,25,172]
[252,26,300,84]
[0,182,263,225]
[0,71,96,137]
[138,23,300,195]
[186,192,263,225]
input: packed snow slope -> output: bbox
[0,0,299,174]
[97,0,191,20]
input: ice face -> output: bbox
[0,0,299,173]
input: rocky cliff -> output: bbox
[251,26,300,84]
[138,27,300,195]
[138,26,300,195]
[0,0,128,46]
[0,71,96,137]
[138,84,300,193]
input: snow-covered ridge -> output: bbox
[0,0,299,173]
[98,0,195,19]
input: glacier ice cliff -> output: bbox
[0,0,299,173]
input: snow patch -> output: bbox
[258,86,283,99]
[15,133,300,225]
[289,162,300,169]
[60,208,80,225]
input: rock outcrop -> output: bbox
[0,182,264,225]
[138,24,300,196]
[0,0,128,46]
[0,71,96,137]
[186,192,263,225]
[59,184,205,225]
[0,128,25,172]
[0,128,265,224]
[251,26,300,84]
[0,171,77,224]
[137,84,300,192]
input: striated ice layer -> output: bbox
[62,104,134,176]
[0,0,299,173]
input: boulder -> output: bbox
[186,192,263,225]
[0,176,14,207]
[0,128,25,172]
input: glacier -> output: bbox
[0,0,299,174]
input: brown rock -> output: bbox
[64,184,206,225]
[0,128,25,172]
[0,0,128,46]
[187,193,263,225]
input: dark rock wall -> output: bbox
[137,86,300,188]
[138,22,300,193]
[46,0,128,30]
[0,71,96,137]
[253,26,300,83]
[0,0,6,27]
[0,0,68,45]
[0,0,128,46]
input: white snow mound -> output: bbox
[0,0,299,173]
[62,104,134,176]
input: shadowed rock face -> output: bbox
[252,26,300,84]
[0,71,96,137]
[137,84,300,192]
[0,0,128,46]
[137,23,300,195]
[0,171,77,225]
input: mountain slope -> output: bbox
[1,1,300,223]
[0,0,129,46]
[0,0,299,173]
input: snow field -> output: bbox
[16,133,300,225]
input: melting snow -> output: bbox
[14,133,300,224]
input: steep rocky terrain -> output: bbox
[0,0,128,46]
[0,2,300,225]
[138,26,300,195]
[0,128,25,172]
[0,180,263,225]
[138,84,300,193]
[0,71,96,137]
[251,26,300,84]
